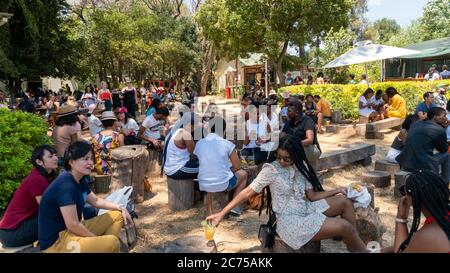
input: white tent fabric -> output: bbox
[323,42,420,68]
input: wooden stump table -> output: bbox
[111,145,149,203]
[355,207,386,244]
[167,177,195,211]
[375,159,400,180]
[362,171,391,188]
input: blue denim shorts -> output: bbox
[226,175,238,192]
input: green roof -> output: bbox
[239,53,264,66]
[401,37,450,59]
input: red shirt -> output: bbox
[0,168,51,230]
[100,90,112,101]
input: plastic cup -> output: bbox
[204,224,215,241]
[326,120,331,126]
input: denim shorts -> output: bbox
[226,175,238,192]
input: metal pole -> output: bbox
[265,59,269,97]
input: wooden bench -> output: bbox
[365,118,404,139]
[314,143,376,172]
[167,177,195,211]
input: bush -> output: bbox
[0,109,51,210]
[279,80,450,119]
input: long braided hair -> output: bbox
[267,135,324,192]
[398,170,450,252]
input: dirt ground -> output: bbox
[130,97,412,253]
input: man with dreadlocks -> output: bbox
[384,171,450,253]
[206,135,368,252]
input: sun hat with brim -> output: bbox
[100,111,117,121]
[58,104,78,117]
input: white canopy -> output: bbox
[323,41,420,69]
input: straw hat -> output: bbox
[100,111,117,122]
[58,104,78,117]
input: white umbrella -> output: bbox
[323,41,420,69]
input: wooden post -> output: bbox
[167,178,195,211]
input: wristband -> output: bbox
[395,218,408,224]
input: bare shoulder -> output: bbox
[404,224,450,253]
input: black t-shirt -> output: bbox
[282,115,319,146]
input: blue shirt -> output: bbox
[415,102,435,115]
[440,70,450,80]
[38,172,91,250]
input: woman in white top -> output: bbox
[162,113,199,179]
[116,107,140,145]
[358,88,379,122]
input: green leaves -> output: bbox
[0,109,51,209]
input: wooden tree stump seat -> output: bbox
[355,207,386,244]
[362,171,391,188]
[394,171,411,198]
[92,174,112,194]
[167,177,195,211]
[204,192,229,217]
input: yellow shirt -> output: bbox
[317,99,332,117]
[387,94,407,119]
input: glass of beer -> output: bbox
[204,224,215,241]
[326,120,331,126]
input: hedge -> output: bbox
[279,80,450,120]
[0,109,51,210]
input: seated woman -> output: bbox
[371,90,385,112]
[358,88,380,122]
[116,107,140,145]
[304,94,319,124]
[241,102,269,165]
[38,141,132,253]
[92,111,124,175]
[52,105,83,163]
[383,171,449,253]
[163,112,199,180]
[383,87,407,119]
[0,146,58,248]
[385,114,420,164]
[207,135,368,253]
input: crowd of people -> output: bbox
[0,76,448,253]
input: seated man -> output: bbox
[314,95,332,133]
[163,112,199,180]
[38,141,132,253]
[0,145,58,248]
[415,92,435,120]
[139,105,170,151]
[396,107,450,184]
[194,117,248,215]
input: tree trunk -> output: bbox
[200,43,216,97]
[274,41,289,88]
[118,58,123,83]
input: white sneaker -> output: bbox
[230,206,242,216]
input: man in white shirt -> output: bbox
[424,67,441,81]
[138,105,170,151]
[194,117,247,215]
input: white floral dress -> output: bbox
[249,161,330,250]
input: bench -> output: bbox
[365,118,404,139]
[314,143,376,172]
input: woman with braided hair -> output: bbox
[206,135,368,252]
[388,171,449,253]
